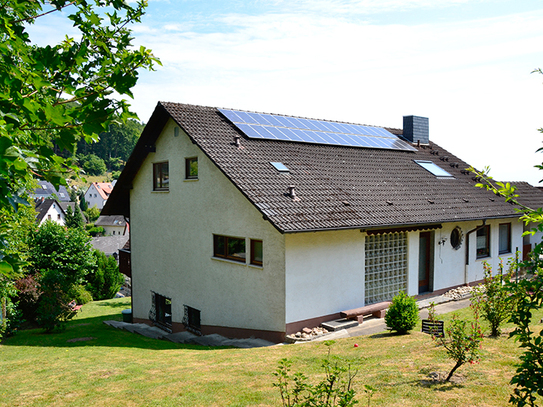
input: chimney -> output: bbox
[287,185,296,199]
[403,116,429,144]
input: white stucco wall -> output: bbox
[130,119,286,333]
[284,217,524,324]
[102,225,126,236]
[284,230,364,324]
[411,218,523,293]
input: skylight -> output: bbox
[270,162,289,172]
[414,160,454,178]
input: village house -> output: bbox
[84,181,114,210]
[34,198,66,226]
[103,102,534,342]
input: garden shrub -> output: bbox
[14,274,41,322]
[86,251,124,300]
[385,291,419,334]
[273,342,361,407]
[436,311,483,381]
[471,260,516,337]
[73,285,93,305]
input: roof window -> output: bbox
[270,162,289,172]
[414,160,454,178]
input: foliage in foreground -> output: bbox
[0,0,160,278]
[273,342,363,407]
[470,101,543,405]
[384,291,419,334]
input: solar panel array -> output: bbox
[219,108,417,152]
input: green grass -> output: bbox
[1,298,541,407]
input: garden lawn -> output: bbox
[1,298,541,407]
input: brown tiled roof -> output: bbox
[510,182,543,210]
[103,102,522,233]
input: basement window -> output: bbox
[414,160,454,178]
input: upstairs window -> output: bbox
[250,239,263,266]
[476,225,490,259]
[213,235,245,262]
[153,162,169,191]
[499,223,511,254]
[185,157,198,179]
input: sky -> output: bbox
[27,0,543,185]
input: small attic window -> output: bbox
[270,162,289,172]
[414,160,454,178]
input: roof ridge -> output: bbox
[159,101,400,131]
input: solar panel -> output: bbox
[218,108,418,152]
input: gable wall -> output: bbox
[130,119,286,335]
[85,184,107,210]
[38,203,65,226]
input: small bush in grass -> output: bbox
[471,260,516,337]
[436,310,483,382]
[273,341,362,406]
[73,285,93,305]
[385,291,419,334]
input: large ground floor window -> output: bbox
[365,232,408,305]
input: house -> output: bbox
[32,181,70,202]
[90,234,130,258]
[35,198,66,225]
[84,182,114,210]
[103,102,530,342]
[94,215,128,236]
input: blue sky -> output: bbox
[28,0,543,185]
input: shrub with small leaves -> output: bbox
[471,260,516,337]
[385,291,419,334]
[273,341,362,406]
[436,310,483,382]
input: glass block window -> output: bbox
[365,232,408,305]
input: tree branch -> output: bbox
[12,1,78,24]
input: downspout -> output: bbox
[464,219,487,285]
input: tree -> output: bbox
[0,0,160,277]
[28,221,96,332]
[86,250,124,300]
[79,154,106,176]
[76,119,144,169]
[65,205,85,229]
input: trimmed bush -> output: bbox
[385,291,419,334]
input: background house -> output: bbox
[35,198,66,226]
[94,215,128,236]
[104,102,531,342]
[84,182,114,210]
[32,181,70,202]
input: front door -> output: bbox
[419,232,432,294]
